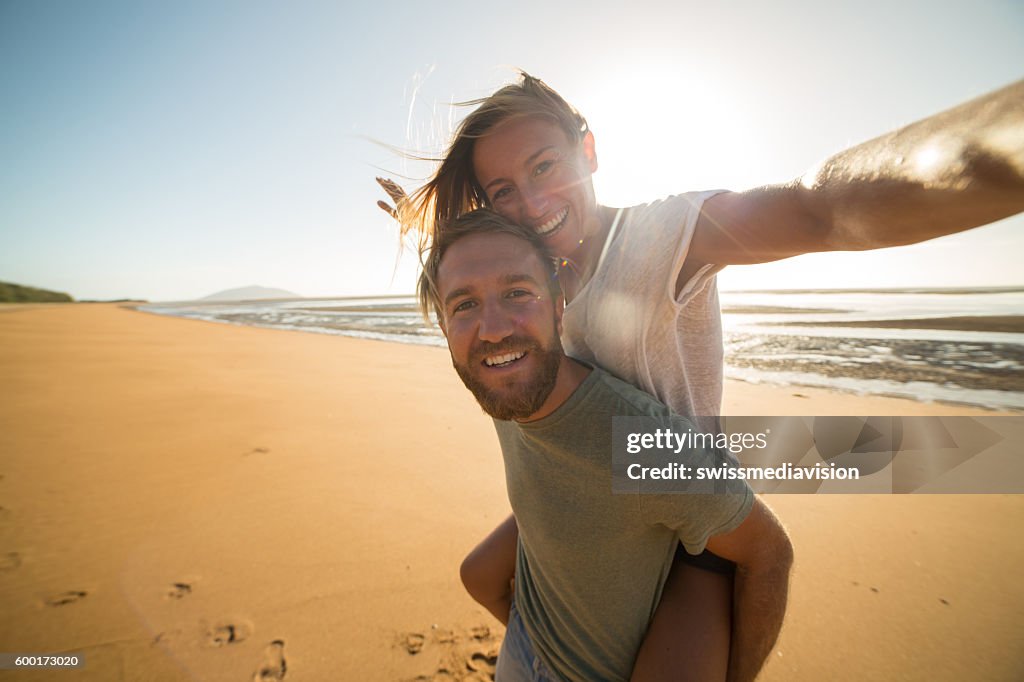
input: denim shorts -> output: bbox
[495,599,559,682]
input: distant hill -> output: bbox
[0,280,74,303]
[199,286,300,302]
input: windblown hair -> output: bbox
[400,72,588,260]
[418,209,559,325]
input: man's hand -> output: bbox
[705,498,794,682]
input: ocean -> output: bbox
[140,287,1024,411]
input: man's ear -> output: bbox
[582,130,598,173]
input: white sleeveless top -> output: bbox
[561,191,726,418]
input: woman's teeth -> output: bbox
[536,208,568,236]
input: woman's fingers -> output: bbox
[377,199,398,220]
[375,177,409,221]
[376,177,408,205]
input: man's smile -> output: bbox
[484,350,528,368]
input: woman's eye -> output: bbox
[492,186,512,202]
[533,160,553,176]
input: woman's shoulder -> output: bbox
[621,191,724,231]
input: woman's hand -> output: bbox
[375,177,408,221]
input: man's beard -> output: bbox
[452,335,564,421]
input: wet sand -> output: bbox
[0,303,1021,681]
[720,306,849,314]
[780,315,1024,333]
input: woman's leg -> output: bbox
[630,550,733,682]
[460,514,519,626]
[462,517,732,679]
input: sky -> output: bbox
[1,0,1022,301]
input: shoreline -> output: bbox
[132,302,1023,413]
[777,314,1024,334]
[1,304,1022,680]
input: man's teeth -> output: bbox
[536,208,568,236]
[485,351,525,367]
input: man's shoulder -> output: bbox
[588,368,674,418]
[496,366,692,435]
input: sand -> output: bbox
[0,303,1021,681]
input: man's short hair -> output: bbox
[418,208,560,324]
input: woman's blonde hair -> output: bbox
[400,72,588,261]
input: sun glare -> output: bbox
[575,64,759,207]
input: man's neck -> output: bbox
[517,356,592,423]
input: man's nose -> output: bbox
[478,301,514,343]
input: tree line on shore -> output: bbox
[0,281,74,303]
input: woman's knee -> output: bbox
[459,547,506,602]
[459,550,484,595]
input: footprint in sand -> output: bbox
[398,624,500,681]
[244,447,270,457]
[433,628,458,645]
[428,646,498,682]
[252,640,287,681]
[0,552,21,571]
[466,648,499,676]
[206,619,253,647]
[401,632,426,655]
[166,582,192,599]
[45,590,88,607]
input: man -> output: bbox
[420,208,794,682]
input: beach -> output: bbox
[1,303,1022,681]
[141,287,1024,412]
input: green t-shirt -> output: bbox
[494,367,752,682]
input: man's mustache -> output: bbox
[469,336,540,365]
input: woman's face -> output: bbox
[472,117,599,258]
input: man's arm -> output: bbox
[705,497,794,682]
[681,79,1024,286]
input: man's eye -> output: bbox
[508,289,533,300]
[453,300,476,313]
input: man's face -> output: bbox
[472,117,599,259]
[437,231,565,421]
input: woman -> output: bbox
[381,74,747,681]
[379,73,1024,680]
